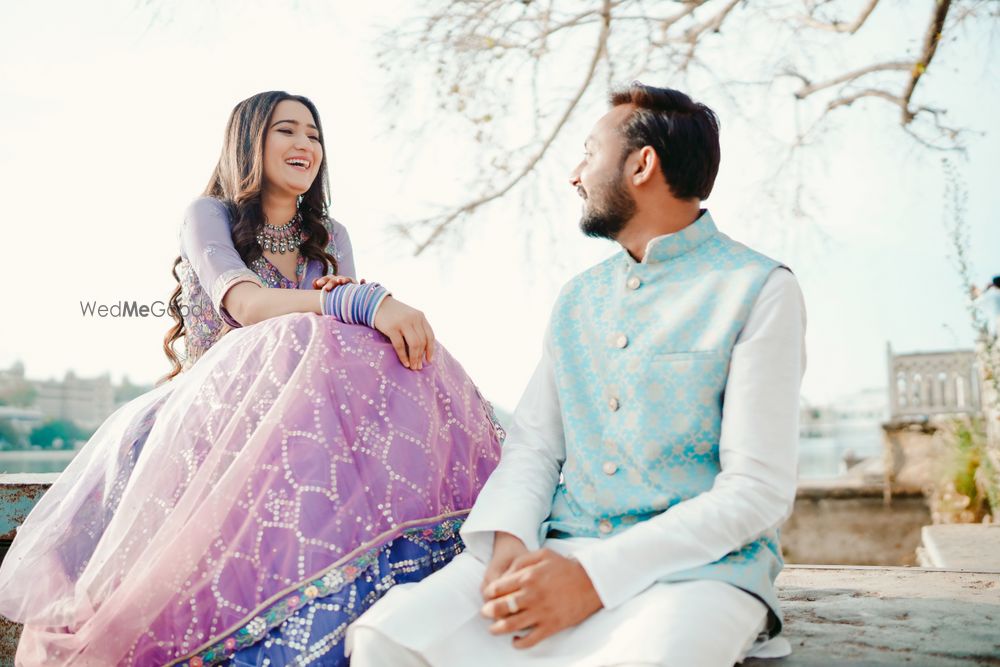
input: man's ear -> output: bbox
[631,146,658,186]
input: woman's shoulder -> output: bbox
[317,216,354,275]
[184,196,232,225]
[322,214,348,238]
[178,197,235,258]
[320,215,352,252]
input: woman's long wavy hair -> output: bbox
[160,91,338,384]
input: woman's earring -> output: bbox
[296,194,304,209]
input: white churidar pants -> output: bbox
[346,538,787,667]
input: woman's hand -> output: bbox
[481,531,529,596]
[312,275,356,291]
[372,297,435,370]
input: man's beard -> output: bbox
[579,172,636,240]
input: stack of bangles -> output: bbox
[319,281,391,328]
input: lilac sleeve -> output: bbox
[179,197,263,327]
[328,219,357,280]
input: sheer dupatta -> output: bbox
[0,200,500,666]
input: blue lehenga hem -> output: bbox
[170,518,466,667]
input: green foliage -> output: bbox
[0,419,25,449]
[932,418,993,523]
[976,453,1000,519]
[941,160,1000,523]
[29,419,90,449]
[950,420,981,499]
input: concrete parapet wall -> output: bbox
[782,481,930,566]
[882,420,944,494]
[0,474,58,544]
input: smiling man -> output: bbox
[347,83,807,667]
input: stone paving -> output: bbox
[747,566,1000,666]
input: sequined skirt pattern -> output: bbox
[0,313,502,666]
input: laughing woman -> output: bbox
[0,92,503,666]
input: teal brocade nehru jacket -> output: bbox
[544,210,786,630]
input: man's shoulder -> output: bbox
[710,231,784,272]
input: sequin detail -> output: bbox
[173,518,465,667]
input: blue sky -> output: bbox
[0,1,997,411]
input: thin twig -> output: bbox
[411,0,613,255]
[801,0,881,34]
[825,87,906,112]
[793,61,913,99]
[683,0,741,43]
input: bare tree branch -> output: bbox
[801,0,881,33]
[683,0,742,43]
[375,0,990,252]
[825,87,907,112]
[409,0,613,255]
[900,0,952,123]
[792,61,913,99]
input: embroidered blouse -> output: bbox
[176,197,356,370]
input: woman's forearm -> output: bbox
[222,283,321,326]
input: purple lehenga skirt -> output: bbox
[0,313,503,666]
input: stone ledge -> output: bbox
[919,524,1000,570]
[747,566,1000,666]
[0,564,995,664]
[795,480,930,500]
[0,478,996,664]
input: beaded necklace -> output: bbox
[257,213,305,254]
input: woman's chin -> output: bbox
[269,177,314,197]
[289,180,314,195]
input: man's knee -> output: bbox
[348,626,430,667]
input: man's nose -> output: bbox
[568,163,582,187]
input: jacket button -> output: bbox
[602,461,618,475]
[627,276,641,290]
[614,334,628,349]
[608,397,620,412]
[598,519,613,534]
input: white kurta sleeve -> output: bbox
[459,328,566,563]
[573,268,807,610]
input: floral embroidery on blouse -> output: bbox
[178,223,338,371]
[247,252,306,290]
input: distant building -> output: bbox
[1,363,116,431]
[886,345,981,422]
[0,405,44,435]
[0,361,28,396]
[33,371,115,431]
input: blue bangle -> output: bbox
[321,282,390,328]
